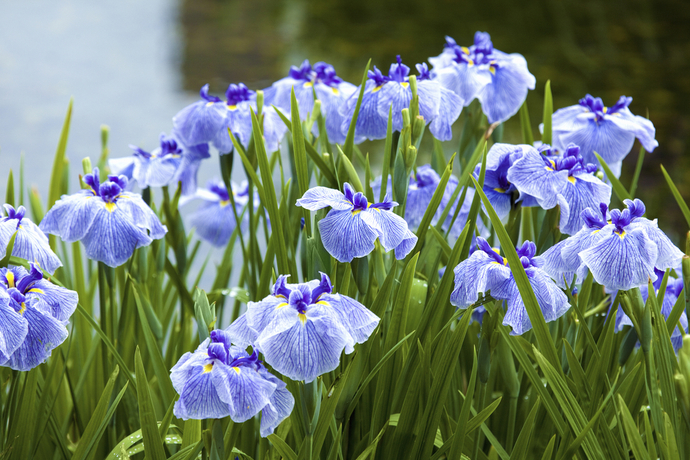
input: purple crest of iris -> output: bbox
[339,56,463,142]
[186,180,256,247]
[507,143,612,235]
[551,94,658,178]
[429,32,536,124]
[451,238,570,335]
[227,273,380,382]
[613,268,687,352]
[40,168,167,267]
[170,329,294,435]
[541,199,684,291]
[296,183,417,263]
[263,60,357,144]
[0,204,62,274]
[0,263,78,371]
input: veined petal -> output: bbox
[631,219,684,270]
[115,193,168,239]
[172,100,227,147]
[579,226,658,291]
[257,314,351,382]
[0,220,62,274]
[245,296,288,338]
[316,294,380,343]
[143,156,182,188]
[376,82,412,132]
[315,82,358,144]
[211,364,276,423]
[476,53,536,124]
[173,367,232,420]
[0,299,28,361]
[39,192,102,242]
[225,314,257,349]
[296,187,351,211]
[318,209,379,263]
[416,79,442,122]
[7,302,68,371]
[394,229,418,260]
[108,157,136,181]
[361,208,409,253]
[606,108,658,152]
[30,280,78,322]
[507,147,569,209]
[259,369,295,437]
[189,201,239,247]
[434,64,491,106]
[428,85,463,141]
[451,251,511,308]
[340,81,388,142]
[558,173,612,236]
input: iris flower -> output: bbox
[451,238,570,335]
[171,329,294,436]
[551,94,658,178]
[473,143,525,220]
[228,274,380,382]
[0,204,62,274]
[541,200,684,291]
[507,143,612,235]
[173,83,287,154]
[109,133,183,189]
[429,32,536,124]
[0,264,78,371]
[340,57,462,142]
[40,168,167,267]
[296,183,417,263]
[264,60,357,144]
[187,180,254,247]
[612,268,687,352]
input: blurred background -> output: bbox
[1,0,689,250]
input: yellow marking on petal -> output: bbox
[372,85,383,93]
[275,294,287,299]
[489,66,496,75]
[332,87,339,95]
[19,302,26,315]
[400,82,409,89]
[18,224,22,229]
[603,107,608,113]
[493,187,506,193]
[276,302,288,309]
[27,288,44,294]
[545,166,553,172]
[227,104,238,111]
[232,367,241,374]
[316,300,330,307]
[492,248,501,255]
[105,202,116,213]
[567,176,576,184]
[203,363,214,373]
[219,200,230,207]
[352,210,361,215]
[304,82,313,88]
[205,101,215,107]
[503,257,508,265]
[468,59,474,66]
[298,313,307,324]
[617,230,626,239]
[6,271,14,288]
[461,46,470,54]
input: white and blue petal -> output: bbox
[606,108,658,152]
[7,301,68,371]
[376,81,413,133]
[296,187,351,211]
[173,99,227,147]
[0,297,28,362]
[558,173,611,236]
[433,64,491,107]
[506,146,569,209]
[258,369,295,437]
[317,293,380,344]
[211,363,276,423]
[173,366,232,420]
[428,85,463,141]
[450,251,511,308]
[29,280,78,322]
[39,192,103,242]
[361,208,416,257]
[318,209,379,263]
[476,54,536,124]
[0,219,62,274]
[340,81,388,142]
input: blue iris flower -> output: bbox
[264,60,357,144]
[507,143,612,235]
[228,273,380,382]
[541,200,684,291]
[171,329,294,435]
[169,139,211,195]
[40,168,167,267]
[430,32,536,124]
[370,165,487,239]
[451,238,570,335]
[296,183,417,263]
[187,180,254,247]
[473,143,526,220]
[340,56,462,142]
[613,268,687,352]
[173,84,228,148]
[551,94,658,178]
[0,264,77,371]
[0,204,62,274]
[109,133,184,189]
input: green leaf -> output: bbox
[449,349,478,460]
[541,80,553,145]
[629,146,646,197]
[290,89,312,237]
[268,434,297,460]
[5,169,14,208]
[0,231,18,268]
[342,60,371,160]
[48,98,73,210]
[616,394,651,460]
[593,152,631,201]
[519,101,534,145]
[135,347,167,460]
[660,164,690,229]
[337,149,364,193]
[509,398,540,460]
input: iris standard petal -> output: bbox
[579,226,658,291]
[296,187,351,211]
[318,209,379,263]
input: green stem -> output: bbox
[472,382,487,459]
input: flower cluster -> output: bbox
[171,329,294,436]
[551,94,658,177]
[296,183,417,263]
[451,238,570,335]
[429,32,536,124]
[228,273,380,382]
[40,168,167,267]
[0,263,78,371]
[541,199,684,291]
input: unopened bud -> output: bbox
[413,115,425,139]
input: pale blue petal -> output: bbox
[211,364,276,423]
[507,147,569,209]
[173,367,232,420]
[189,201,238,247]
[173,100,227,146]
[631,220,684,270]
[579,226,658,291]
[558,173,612,236]
[376,82,412,132]
[170,350,208,394]
[318,210,379,263]
[340,81,388,142]
[108,157,136,180]
[394,229,418,260]
[476,54,536,124]
[262,106,289,152]
[607,108,658,152]
[7,302,68,371]
[39,192,103,242]
[315,82,358,144]
[0,220,62,274]
[434,64,491,105]
[30,281,78,322]
[535,240,573,289]
[428,86,463,141]
[259,369,294,437]
[144,156,182,188]
[296,187,351,211]
[115,193,168,239]
[0,299,28,362]
[416,80,442,123]
[317,294,380,344]
[225,314,258,349]
[450,252,511,308]
[361,208,409,253]
[245,296,287,338]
